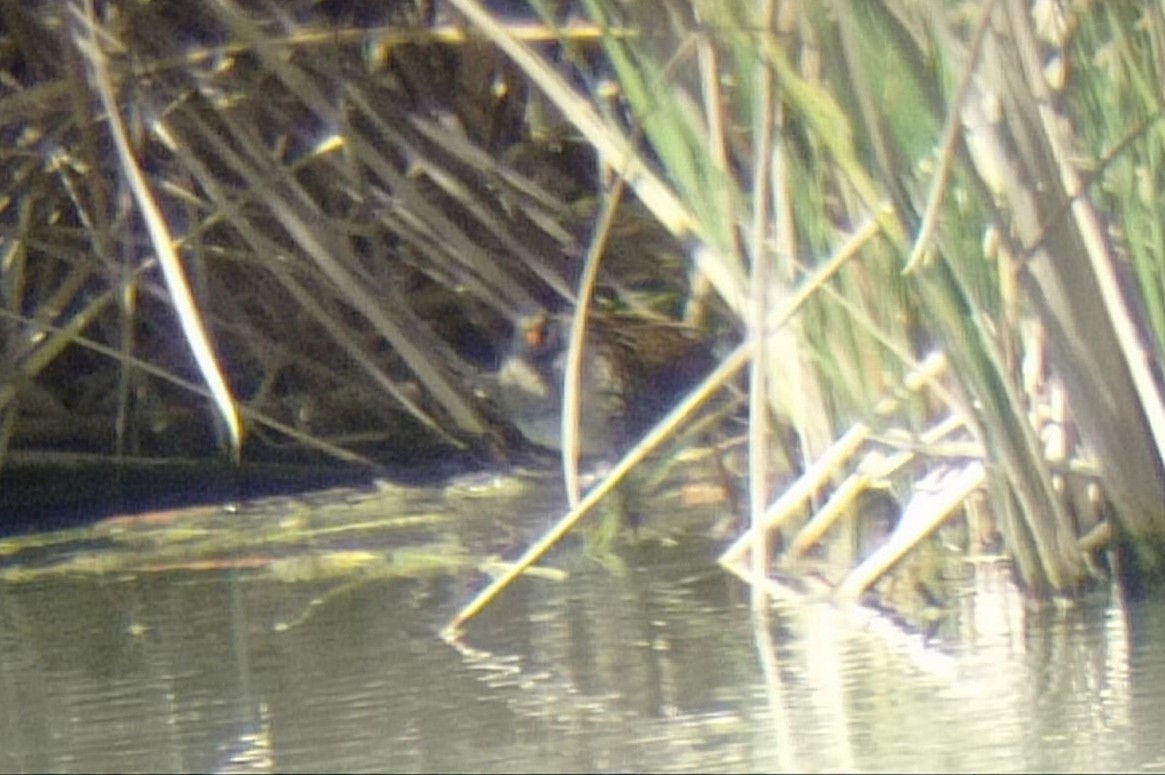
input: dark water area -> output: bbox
[0,475,1163,773]
[0,456,474,534]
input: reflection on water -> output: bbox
[0,476,1164,773]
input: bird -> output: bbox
[495,311,623,457]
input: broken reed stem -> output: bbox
[719,352,950,572]
[442,339,754,642]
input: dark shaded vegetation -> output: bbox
[0,0,724,516]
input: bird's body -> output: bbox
[496,312,623,456]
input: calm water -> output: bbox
[0,473,1163,773]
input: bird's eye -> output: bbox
[524,323,545,349]
[523,315,557,353]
